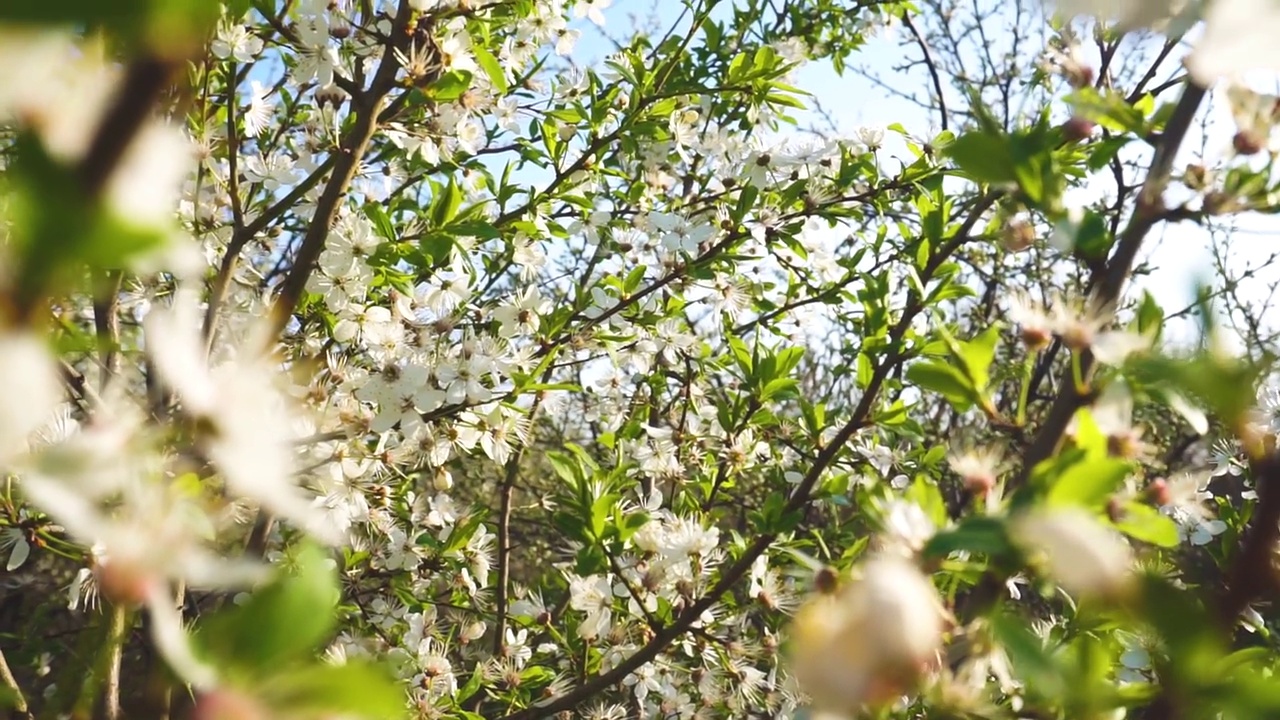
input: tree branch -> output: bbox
[257,0,414,351]
[494,192,998,720]
[1012,81,1207,487]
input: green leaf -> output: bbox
[425,70,474,102]
[589,494,613,540]
[1068,87,1147,134]
[1072,210,1112,260]
[364,203,396,240]
[1129,352,1269,429]
[957,325,1002,391]
[945,131,1017,185]
[923,516,1012,559]
[256,661,406,719]
[194,544,340,675]
[1113,503,1179,547]
[1047,456,1131,508]
[430,180,463,227]
[7,132,168,310]
[0,0,218,52]
[1086,136,1132,171]
[617,512,650,543]
[1134,291,1164,338]
[906,360,978,410]
[990,613,1065,699]
[761,377,799,400]
[905,475,948,528]
[472,45,508,93]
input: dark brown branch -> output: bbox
[1012,81,1207,488]
[902,11,948,132]
[257,0,414,350]
[77,59,177,197]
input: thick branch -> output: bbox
[1012,81,1207,486]
[257,0,413,351]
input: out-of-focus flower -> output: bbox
[0,330,62,464]
[789,554,948,714]
[146,291,339,545]
[1011,507,1136,601]
[948,445,1006,498]
[1049,0,1194,33]
[1188,0,1280,86]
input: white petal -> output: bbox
[0,331,63,463]
[1189,0,1280,85]
[1165,390,1209,435]
[6,536,29,572]
[145,584,218,690]
[1092,330,1150,365]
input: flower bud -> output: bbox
[1001,218,1035,253]
[1062,116,1096,143]
[1233,130,1265,156]
[790,555,947,714]
[192,688,267,720]
[1146,477,1172,507]
[1182,164,1210,191]
[1011,508,1135,601]
[433,467,453,492]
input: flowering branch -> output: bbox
[1012,80,1208,488]
[259,0,416,347]
[496,191,999,720]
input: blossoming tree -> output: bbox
[4,0,1280,718]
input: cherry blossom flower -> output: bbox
[790,554,947,713]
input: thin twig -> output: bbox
[92,271,124,393]
[901,11,948,132]
[0,646,31,719]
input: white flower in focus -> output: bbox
[568,574,616,640]
[1011,507,1136,600]
[855,125,884,151]
[242,81,275,138]
[211,20,264,62]
[1210,439,1242,477]
[1184,516,1227,546]
[0,527,29,572]
[789,554,947,714]
[0,330,63,464]
[556,28,580,56]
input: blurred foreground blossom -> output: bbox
[789,554,948,714]
[1012,507,1137,601]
